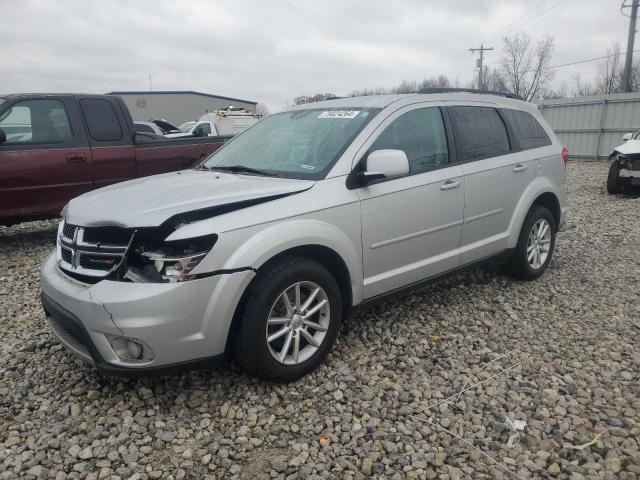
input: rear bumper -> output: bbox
[40,250,255,376]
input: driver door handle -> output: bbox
[513,164,528,172]
[66,153,87,164]
[440,179,461,190]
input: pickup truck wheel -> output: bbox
[234,256,341,382]
[505,205,556,281]
[607,161,622,194]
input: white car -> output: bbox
[608,131,640,193]
[41,89,567,382]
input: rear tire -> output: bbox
[505,205,556,281]
[234,256,342,382]
[607,161,622,194]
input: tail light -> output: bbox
[561,148,569,165]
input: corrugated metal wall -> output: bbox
[538,92,640,159]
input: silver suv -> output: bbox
[41,90,567,382]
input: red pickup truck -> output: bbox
[0,93,230,225]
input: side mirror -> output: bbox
[363,149,409,181]
[0,128,6,143]
[622,132,633,142]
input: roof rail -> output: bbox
[417,87,524,101]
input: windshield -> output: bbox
[179,121,196,132]
[202,108,379,179]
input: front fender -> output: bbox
[192,215,364,305]
[507,176,561,248]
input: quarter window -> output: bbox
[0,99,72,144]
[80,99,123,142]
[448,106,511,161]
[370,107,449,175]
[501,109,552,149]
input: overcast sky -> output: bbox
[0,0,631,111]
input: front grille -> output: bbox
[57,221,132,280]
[60,246,73,264]
[63,222,76,239]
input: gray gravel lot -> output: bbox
[1,161,639,480]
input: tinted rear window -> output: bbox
[448,106,510,161]
[80,99,123,142]
[501,109,552,150]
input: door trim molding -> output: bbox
[464,208,503,225]
[370,219,464,249]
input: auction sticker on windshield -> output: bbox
[318,110,360,119]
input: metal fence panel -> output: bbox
[538,92,640,159]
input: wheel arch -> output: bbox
[225,242,355,354]
[507,178,562,247]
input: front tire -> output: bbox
[607,161,622,194]
[505,205,556,281]
[234,256,342,382]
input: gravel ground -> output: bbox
[1,161,639,480]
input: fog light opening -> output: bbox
[127,339,144,360]
[107,335,155,363]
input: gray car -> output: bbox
[41,90,568,382]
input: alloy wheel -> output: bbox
[527,218,552,269]
[265,281,331,365]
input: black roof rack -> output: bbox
[418,87,524,101]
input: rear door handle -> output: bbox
[66,153,87,164]
[513,164,528,172]
[440,179,461,190]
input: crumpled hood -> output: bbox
[613,139,640,156]
[64,170,315,227]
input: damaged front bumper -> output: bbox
[40,251,255,376]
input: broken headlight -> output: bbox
[125,233,218,283]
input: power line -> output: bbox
[500,0,570,37]
[450,1,552,79]
[547,49,640,69]
[554,33,627,58]
[520,0,579,32]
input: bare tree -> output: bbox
[543,80,569,99]
[596,42,623,94]
[292,93,337,105]
[255,102,270,117]
[483,67,508,92]
[571,74,596,97]
[349,75,458,97]
[498,33,555,101]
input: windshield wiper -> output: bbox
[208,165,274,176]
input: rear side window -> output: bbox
[501,109,551,150]
[448,106,510,161]
[0,99,72,144]
[135,123,154,134]
[80,99,122,141]
[370,107,449,175]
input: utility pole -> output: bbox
[149,74,153,91]
[470,44,493,90]
[622,1,639,92]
